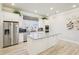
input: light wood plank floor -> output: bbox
[39,40,79,55]
[0,42,29,55]
[1,40,79,55]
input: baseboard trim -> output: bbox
[59,37,79,45]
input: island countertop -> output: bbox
[27,32,60,40]
[27,32,60,55]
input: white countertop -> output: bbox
[27,32,60,40]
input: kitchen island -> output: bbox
[27,32,60,55]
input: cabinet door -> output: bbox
[3,22,11,48]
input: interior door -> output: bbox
[13,22,19,45]
[3,22,11,48]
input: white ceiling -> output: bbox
[2,3,79,16]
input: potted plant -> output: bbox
[42,17,48,20]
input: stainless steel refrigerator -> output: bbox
[3,21,19,48]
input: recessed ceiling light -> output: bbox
[50,8,53,10]
[56,11,59,13]
[72,5,77,8]
[11,3,15,6]
[34,10,38,13]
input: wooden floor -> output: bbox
[39,40,79,55]
[1,40,79,55]
[0,42,29,55]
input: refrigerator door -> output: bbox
[3,22,11,48]
[13,22,19,45]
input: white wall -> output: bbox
[0,12,3,48]
[0,4,2,11]
[48,8,79,42]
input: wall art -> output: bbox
[66,20,74,29]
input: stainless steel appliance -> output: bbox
[3,21,19,48]
[23,32,27,42]
[45,25,49,33]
